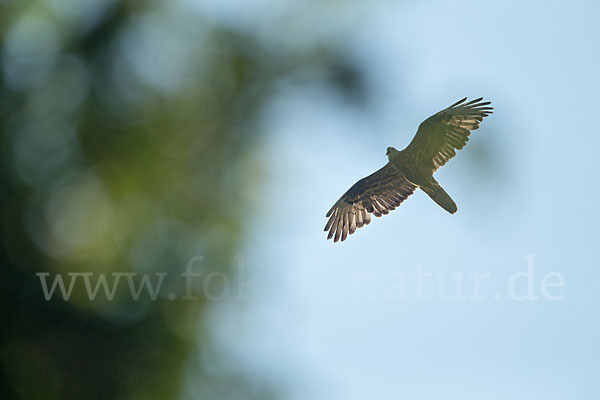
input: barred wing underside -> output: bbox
[324,164,416,242]
[405,97,493,172]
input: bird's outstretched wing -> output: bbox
[324,164,416,242]
[404,97,493,172]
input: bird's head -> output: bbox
[386,147,397,157]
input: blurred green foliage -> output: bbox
[0,1,359,399]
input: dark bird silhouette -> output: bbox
[324,97,493,242]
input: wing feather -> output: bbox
[404,97,493,172]
[324,163,416,242]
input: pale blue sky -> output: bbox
[204,1,600,399]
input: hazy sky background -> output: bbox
[4,0,596,399]
[201,0,600,399]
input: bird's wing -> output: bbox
[404,97,493,172]
[324,163,416,242]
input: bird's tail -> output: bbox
[420,179,457,214]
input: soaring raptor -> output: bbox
[324,97,493,242]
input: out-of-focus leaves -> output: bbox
[0,1,359,399]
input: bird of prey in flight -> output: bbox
[324,97,493,242]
